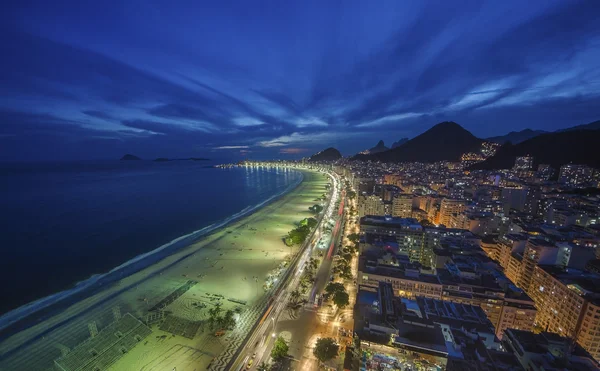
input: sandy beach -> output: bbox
[0,168,330,371]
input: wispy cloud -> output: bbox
[213,145,250,149]
[355,113,422,128]
[2,0,600,161]
[293,117,328,128]
[257,131,355,148]
[233,117,265,127]
[279,147,308,154]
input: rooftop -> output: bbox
[360,215,422,229]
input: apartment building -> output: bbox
[529,265,600,361]
[439,198,466,227]
[358,194,385,217]
[358,255,536,339]
[391,193,413,218]
[359,216,424,263]
[517,238,558,291]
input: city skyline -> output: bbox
[2,0,600,161]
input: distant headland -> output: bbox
[120,154,141,161]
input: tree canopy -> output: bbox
[347,233,360,243]
[300,217,318,228]
[309,204,324,214]
[332,290,350,308]
[271,336,289,361]
[324,282,346,300]
[313,337,339,363]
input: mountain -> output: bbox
[308,147,342,162]
[120,154,141,160]
[362,140,389,154]
[487,129,548,144]
[354,122,483,163]
[471,129,600,170]
[391,138,409,148]
[557,120,600,133]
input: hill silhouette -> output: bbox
[471,129,600,170]
[354,122,482,163]
[361,140,389,154]
[308,147,342,162]
[120,154,141,160]
[391,138,409,148]
[557,120,600,133]
[487,129,548,144]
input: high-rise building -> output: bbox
[517,238,557,291]
[439,198,466,227]
[524,185,541,216]
[514,156,533,171]
[501,186,529,212]
[559,164,594,186]
[537,164,554,180]
[359,216,424,262]
[358,194,385,217]
[358,252,537,339]
[391,193,413,218]
[529,265,600,361]
[503,329,600,370]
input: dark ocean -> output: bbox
[0,160,302,316]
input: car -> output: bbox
[247,359,254,368]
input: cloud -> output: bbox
[355,113,423,128]
[233,117,265,127]
[213,145,250,149]
[256,131,355,148]
[279,147,308,154]
[82,110,113,120]
[121,119,214,135]
[293,117,328,128]
[2,1,600,160]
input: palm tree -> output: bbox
[290,289,301,304]
[256,361,269,371]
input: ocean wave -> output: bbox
[0,169,303,332]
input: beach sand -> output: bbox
[0,168,329,371]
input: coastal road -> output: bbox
[224,167,341,371]
[245,189,346,371]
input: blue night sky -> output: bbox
[1,0,600,161]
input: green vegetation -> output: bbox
[207,302,236,331]
[285,218,318,246]
[333,260,352,280]
[309,204,323,214]
[271,336,289,361]
[256,362,269,371]
[323,282,344,300]
[299,217,318,228]
[347,233,360,243]
[323,282,350,308]
[332,290,350,308]
[313,337,339,363]
[346,244,358,254]
[287,288,307,310]
[332,244,356,280]
[300,257,318,286]
[347,190,356,200]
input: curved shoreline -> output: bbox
[0,168,304,342]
